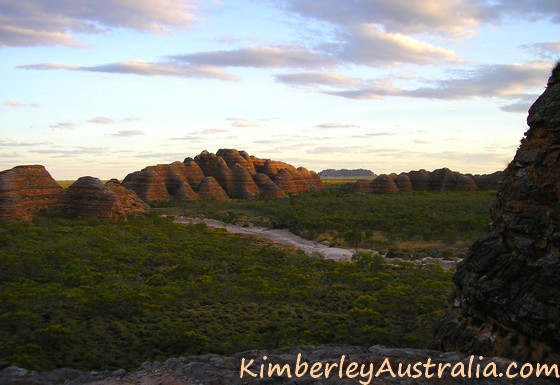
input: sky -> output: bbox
[1,0,559,180]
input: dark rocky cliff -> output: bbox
[435,63,560,364]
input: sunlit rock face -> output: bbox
[123,149,323,202]
[0,165,64,222]
[435,63,560,364]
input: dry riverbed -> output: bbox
[173,216,458,269]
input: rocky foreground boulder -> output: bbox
[0,345,555,385]
[123,149,322,202]
[435,64,560,364]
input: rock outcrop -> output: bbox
[0,149,321,221]
[395,173,413,192]
[0,165,64,222]
[0,166,149,222]
[63,177,149,220]
[318,168,376,178]
[122,163,199,202]
[343,168,502,194]
[435,63,560,364]
[370,174,399,194]
[197,176,229,200]
[471,171,506,191]
[252,173,286,198]
[123,149,322,202]
[105,179,151,218]
[0,345,554,385]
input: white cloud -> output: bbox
[29,146,105,156]
[326,63,550,102]
[276,72,360,87]
[226,118,260,128]
[4,100,39,108]
[88,116,114,124]
[337,24,461,66]
[49,121,77,129]
[0,0,199,47]
[315,123,360,129]
[520,41,560,60]
[171,46,333,68]
[276,0,483,36]
[111,130,145,137]
[18,61,238,81]
[0,140,48,147]
[500,94,540,113]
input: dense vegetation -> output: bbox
[155,189,497,259]
[0,215,452,371]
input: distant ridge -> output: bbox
[318,168,376,178]
[341,168,505,193]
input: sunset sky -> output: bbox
[1,0,559,180]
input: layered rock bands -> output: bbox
[346,168,504,194]
[0,149,322,221]
[435,63,560,365]
[0,166,149,222]
[122,149,323,202]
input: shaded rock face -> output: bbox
[471,171,506,190]
[122,163,200,202]
[344,168,501,194]
[105,179,151,218]
[370,174,399,194]
[435,64,560,364]
[124,149,322,202]
[408,169,431,191]
[0,165,63,222]
[430,168,478,192]
[251,173,286,198]
[0,345,554,385]
[63,177,149,220]
[229,164,260,198]
[198,176,229,200]
[395,173,413,192]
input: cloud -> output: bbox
[170,128,230,141]
[18,61,238,81]
[0,140,48,147]
[3,100,39,108]
[49,121,77,129]
[352,132,396,138]
[29,146,105,156]
[306,146,373,154]
[88,116,114,124]
[492,1,560,24]
[226,118,260,128]
[0,0,199,47]
[326,63,550,101]
[500,94,540,113]
[520,41,560,60]
[277,0,483,36]
[315,123,360,129]
[111,130,145,137]
[134,152,188,159]
[414,139,432,144]
[276,72,360,87]
[333,25,461,66]
[171,46,333,68]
